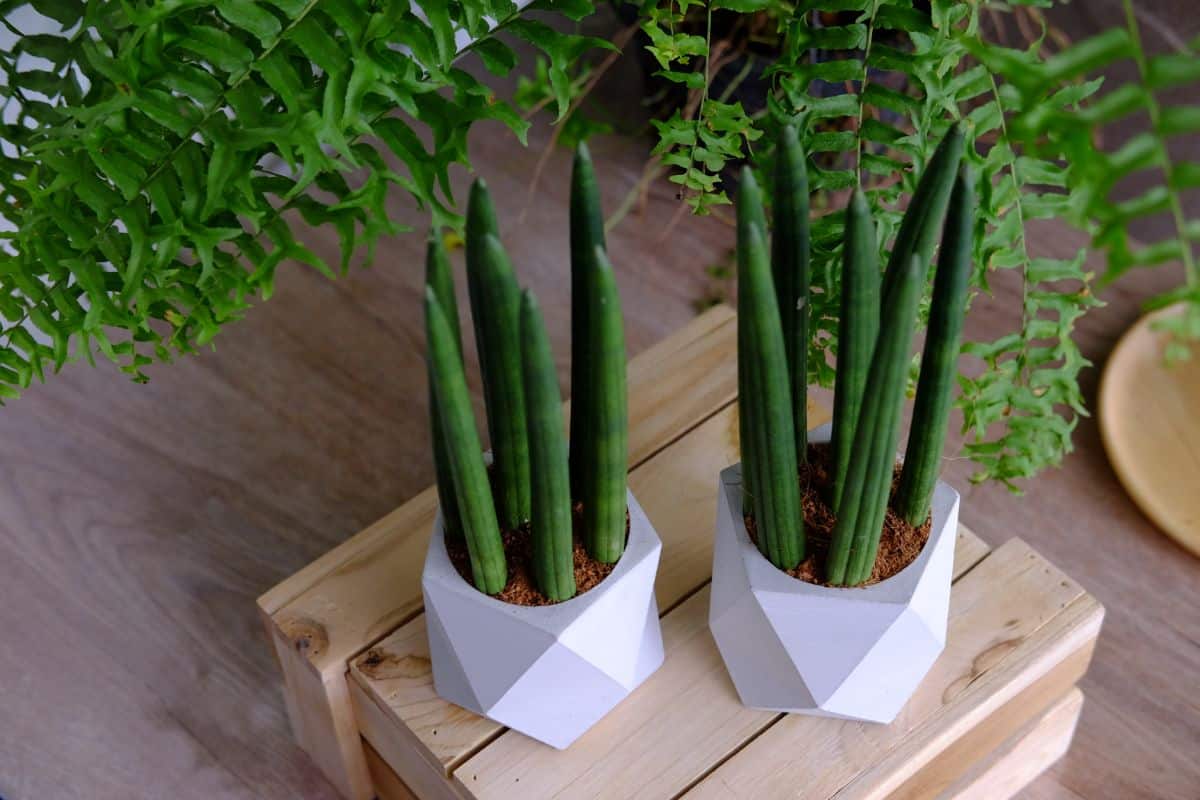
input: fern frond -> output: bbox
[0,0,603,399]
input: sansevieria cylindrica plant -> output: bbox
[424,145,630,601]
[738,124,976,587]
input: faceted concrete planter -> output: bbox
[421,489,665,749]
[709,423,960,723]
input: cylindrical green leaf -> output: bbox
[520,290,577,601]
[826,254,923,586]
[895,165,976,526]
[569,143,608,503]
[425,288,507,594]
[465,179,531,529]
[879,124,964,302]
[831,188,880,511]
[426,230,465,540]
[772,124,811,464]
[737,168,767,503]
[738,169,804,570]
[580,247,629,563]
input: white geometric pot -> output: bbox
[709,423,960,724]
[422,489,665,749]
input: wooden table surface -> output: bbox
[2,111,1198,800]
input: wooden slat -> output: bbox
[353,675,468,800]
[942,689,1084,800]
[456,538,1083,800]
[257,306,739,799]
[680,540,1103,800]
[366,739,422,800]
[356,689,1087,800]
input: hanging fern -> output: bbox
[643,0,1198,489]
[0,0,608,397]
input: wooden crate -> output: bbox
[258,306,1103,800]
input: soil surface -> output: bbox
[746,442,932,587]
[446,503,629,606]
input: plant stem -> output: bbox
[426,231,466,540]
[569,144,607,503]
[520,290,576,601]
[831,188,880,511]
[771,124,811,465]
[895,165,976,526]
[580,247,629,563]
[465,181,531,529]
[425,288,507,594]
[738,168,803,570]
[878,124,964,302]
[827,254,922,586]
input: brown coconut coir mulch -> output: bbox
[745,442,932,587]
[446,502,629,606]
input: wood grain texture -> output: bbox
[1099,303,1200,558]
[1,40,1198,800]
[365,741,421,800]
[452,533,997,800]
[939,689,1085,800]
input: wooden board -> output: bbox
[261,303,1104,800]
[364,692,1087,800]
[1099,302,1200,558]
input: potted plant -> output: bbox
[710,124,974,723]
[420,146,665,749]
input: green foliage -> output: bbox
[771,124,810,463]
[465,183,531,529]
[742,126,968,584]
[641,0,1200,489]
[520,288,576,601]
[513,56,613,148]
[428,162,631,596]
[643,1,762,214]
[737,167,803,570]
[895,165,975,526]
[568,143,606,502]
[425,286,507,594]
[0,0,606,399]
[826,252,922,586]
[577,246,628,563]
[568,144,628,564]
[426,232,466,540]
[830,188,878,511]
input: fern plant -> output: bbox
[425,147,629,599]
[643,0,1200,490]
[0,0,608,399]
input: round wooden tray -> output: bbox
[1099,304,1200,557]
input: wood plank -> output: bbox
[941,689,1084,800]
[366,740,421,800]
[451,534,999,800]
[355,690,1089,800]
[352,677,469,800]
[681,540,1102,800]
[261,609,375,799]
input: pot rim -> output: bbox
[720,422,960,602]
[423,487,661,622]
